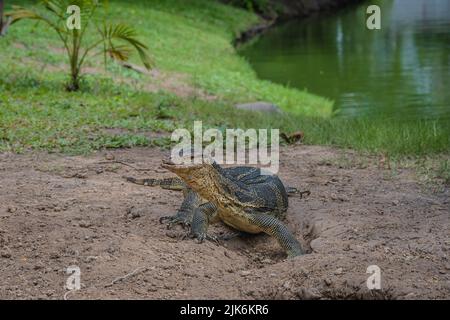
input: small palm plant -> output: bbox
[7,0,152,91]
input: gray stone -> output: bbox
[234,102,283,114]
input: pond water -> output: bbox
[239,0,450,119]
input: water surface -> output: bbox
[240,0,450,119]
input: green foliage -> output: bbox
[0,0,448,159]
[227,0,270,13]
[7,0,152,90]
[437,160,450,185]
[2,0,331,116]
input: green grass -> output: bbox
[0,0,449,159]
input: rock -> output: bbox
[283,281,291,289]
[1,248,11,258]
[105,153,115,161]
[106,246,116,254]
[310,238,325,252]
[165,230,179,239]
[234,102,283,114]
[78,221,92,228]
[444,281,450,292]
[245,289,255,297]
[240,270,251,276]
[404,292,416,299]
[334,267,343,275]
[84,256,97,263]
[330,193,349,202]
[296,287,322,300]
[6,206,17,213]
[33,263,44,270]
[182,270,196,277]
[126,207,143,219]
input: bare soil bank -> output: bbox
[0,146,448,299]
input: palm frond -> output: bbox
[42,0,66,19]
[106,44,133,61]
[6,0,152,91]
[7,5,65,34]
[7,5,43,24]
[100,23,153,69]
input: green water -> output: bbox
[240,0,450,119]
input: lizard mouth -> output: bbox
[161,158,176,166]
[161,158,180,171]
[161,158,203,172]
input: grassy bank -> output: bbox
[0,0,449,159]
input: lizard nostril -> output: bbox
[162,158,175,165]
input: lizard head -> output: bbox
[161,155,221,196]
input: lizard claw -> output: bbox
[206,234,221,246]
[189,231,220,245]
[160,215,190,229]
[189,231,205,243]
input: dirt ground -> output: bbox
[0,145,448,300]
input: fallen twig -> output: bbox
[96,160,154,172]
[105,266,149,288]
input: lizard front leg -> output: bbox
[190,202,218,243]
[160,188,201,229]
[250,213,304,258]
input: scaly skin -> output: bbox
[125,158,304,257]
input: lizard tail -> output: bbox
[123,176,186,191]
